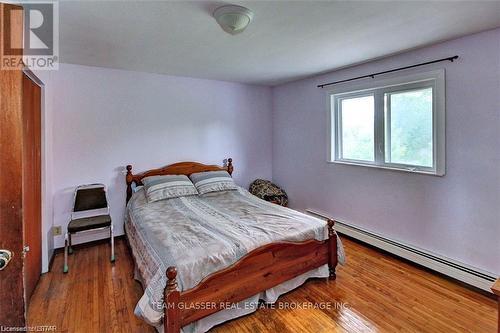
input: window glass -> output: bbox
[340,95,374,162]
[328,71,445,175]
[385,88,433,167]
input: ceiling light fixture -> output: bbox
[213,5,254,35]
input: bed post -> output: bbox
[327,219,338,279]
[227,158,233,176]
[126,165,133,203]
[164,266,181,333]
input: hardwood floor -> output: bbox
[28,237,497,333]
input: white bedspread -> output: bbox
[125,187,345,333]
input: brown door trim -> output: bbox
[22,73,42,304]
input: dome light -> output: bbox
[213,5,254,35]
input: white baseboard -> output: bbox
[306,209,497,292]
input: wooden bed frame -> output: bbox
[125,158,338,333]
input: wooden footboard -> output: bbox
[163,219,338,333]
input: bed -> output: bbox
[125,159,345,333]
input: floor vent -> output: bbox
[306,209,497,292]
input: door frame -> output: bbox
[22,69,49,275]
[22,68,44,304]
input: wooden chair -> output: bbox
[63,184,114,273]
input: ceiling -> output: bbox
[59,1,500,86]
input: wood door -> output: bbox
[22,72,42,304]
[0,3,26,328]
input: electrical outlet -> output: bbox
[53,226,62,236]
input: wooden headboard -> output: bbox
[125,158,233,203]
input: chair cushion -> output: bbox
[74,187,108,212]
[68,215,111,233]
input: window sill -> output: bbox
[328,160,445,177]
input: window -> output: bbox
[329,70,445,175]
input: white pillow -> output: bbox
[142,175,198,202]
[189,171,237,195]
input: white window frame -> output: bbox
[327,69,445,176]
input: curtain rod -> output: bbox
[317,55,458,88]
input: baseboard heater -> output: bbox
[306,209,497,292]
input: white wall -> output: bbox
[272,28,500,275]
[38,64,273,267]
[38,29,499,276]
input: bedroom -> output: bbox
[0,1,499,332]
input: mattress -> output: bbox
[125,187,345,333]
